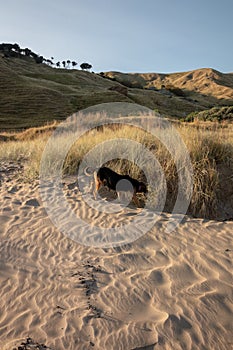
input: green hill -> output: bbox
[1,53,233,129]
[0,55,132,129]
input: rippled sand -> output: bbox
[0,163,232,350]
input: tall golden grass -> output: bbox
[0,116,232,218]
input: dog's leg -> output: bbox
[93,171,99,200]
[116,191,123,203]
[84,167,96,196]
[132,192,141,208]
[93,171,101,199]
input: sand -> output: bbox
[0,162,232,350]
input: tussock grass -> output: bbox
[0,115,233,218]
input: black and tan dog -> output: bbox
[85,166,147,206]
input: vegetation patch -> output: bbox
[1,114,232,220]
[183,106,233,122]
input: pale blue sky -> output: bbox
[0,0,232,73]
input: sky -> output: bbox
[0,0,232,73]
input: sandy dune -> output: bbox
[0,162,232,350]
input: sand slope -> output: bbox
[0,164,232,350]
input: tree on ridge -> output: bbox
[80,62,92,71]
[72,61,78,68]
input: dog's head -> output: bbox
[137,182,147,194]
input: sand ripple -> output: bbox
[0,170,232,349]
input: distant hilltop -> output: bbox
[0,43,233,129]
[101,69,233,102]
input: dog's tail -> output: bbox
[84,166,95,176]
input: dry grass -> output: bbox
[0,114,233,218]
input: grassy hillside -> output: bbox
[0,55,132,129]
[1,53,233,129]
